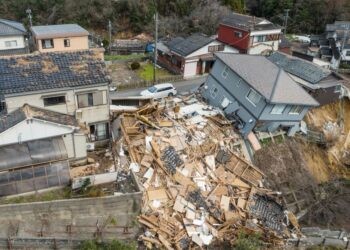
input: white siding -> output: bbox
[0,119,74,146]
[186,40,238,58]
[0,35,25,50]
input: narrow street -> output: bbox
[109,76,207,98]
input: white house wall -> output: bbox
[0,35,25,50]
[74,133,88,159]
[248,41,279,55]
[186,40,238,58]
[5,85,109,125]
[0,119,74,146]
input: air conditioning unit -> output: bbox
[86,143,95,151]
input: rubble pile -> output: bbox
[115,95,300,249]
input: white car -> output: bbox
[140,83,177,99]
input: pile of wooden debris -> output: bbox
[113,95,300,249]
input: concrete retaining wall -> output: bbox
[0,193,142,241]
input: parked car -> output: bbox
[140,83,177,99]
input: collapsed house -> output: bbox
[202,53,319,137]
[113,95,300,248]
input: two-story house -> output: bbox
[217,13,282,55]
[30,24,89,52]
[202,53,319,137]
[157,34,238,78]
[0,18,28,56]
[0,50,110,147]
[268,51,346,105]
[0,104,86,196]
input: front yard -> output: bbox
[136,62,173,81]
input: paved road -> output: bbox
[109,76,206,98]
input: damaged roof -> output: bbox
[221,12,281,32]
[0,19,26,36]
[167,34,214,57]
[0,104,78,134]
[268,51,331,84]
[31,24,89,39]
[0,50,109,96]
[215,53,319,106]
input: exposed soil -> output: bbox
[107,62,140,88]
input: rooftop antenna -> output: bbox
[26,8,33,27]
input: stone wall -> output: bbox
[0,193,142,241]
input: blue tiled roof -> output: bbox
[268,52,330,84]
[0,19,26,36]
[167,34,213,57]
[0,50,109,96]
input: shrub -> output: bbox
[232,231,263,250]
[130,61,140,70]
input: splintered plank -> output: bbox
[224,152,264,187]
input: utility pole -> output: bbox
[108,20,112,53]
[283,9,290,35]
[26,8,33,27]
[153,12,158,84]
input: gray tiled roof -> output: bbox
[215,53,318,106]
[221,13,281,31]
[0,104,78,134]
[167,34,214,57]
[0,19,26,36]
[268,52,330,84]
[0,50,109,96]
[0,48,28,56]
[31,24,89,39]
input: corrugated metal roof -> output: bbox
[268,52,330,84]
[0,19,26,36]
[221,13,281,31]
[167,34,213,57]
[0,137,68,171]
[31,24,89,39]
[215,53,318,106]
[0,50,108,96]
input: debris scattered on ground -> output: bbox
[113,95,300,248]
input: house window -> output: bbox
[89,122,109,141]
[221,66,229,79]
[5,40,17,48]
[0,101,6,113]
[77,91,105,108]
[42,39,54,49]
[289,105,303,115]
[270,104,286,115]
[43,96,66,106]
[253,35,266,43]
[208,45,225,52]
[234,31,243,38]
[210,86,218,98]
[64,39,70,47]
[346,51,350,56]
[246,89,261,106]
[334,85,342,93]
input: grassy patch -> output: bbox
[0,187,72,204]
[79,239,136,250]
[137,62,172,81]
[104,54,146,61]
